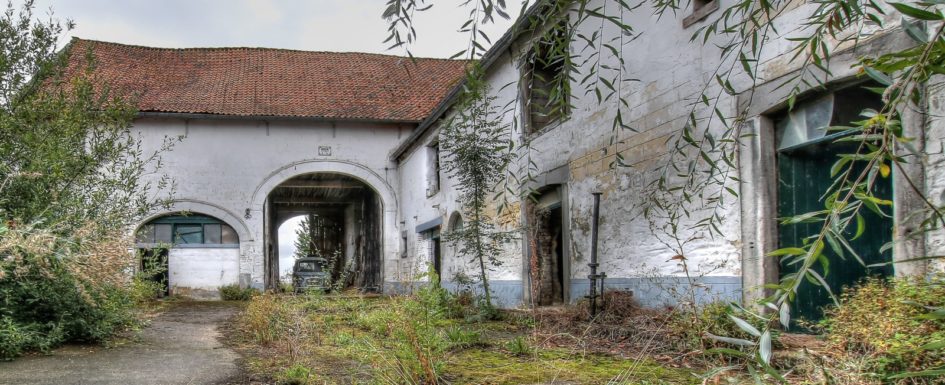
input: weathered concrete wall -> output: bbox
[394,63,526,306]
[925,75,945,272]
[393,0,944,308]
[134,117,408,292]
[168,247,240,299]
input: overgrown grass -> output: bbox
[230,288,697,384]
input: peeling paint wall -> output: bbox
[394,64,526,305]
[394,0,945,308]
[926,75,945,272]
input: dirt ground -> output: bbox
[0,301,246,385]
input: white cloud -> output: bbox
[22,0,521,57]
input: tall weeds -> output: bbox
[0,224,142,360]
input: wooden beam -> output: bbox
[272,199,358,205]
[275,180,365,189]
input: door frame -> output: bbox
[737,30,927,306]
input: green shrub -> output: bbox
[668,301,770,354]
[505,335,533,356]
[374,296,450,384]
[820,276,945,382]
[219,284,259,301]
[278,363,313,385]
[445,325,482,349]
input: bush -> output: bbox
[219,284,259,301]
[819,276,945,382]
[445,325,482,349]
[505,335,533,356]
[666,301,770,354]
[0,226,140,360]
[278,363,313,385]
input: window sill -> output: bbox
[526,118,566,140]
[682,0,719,28]
[135,243,240,249]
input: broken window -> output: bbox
[135,214,239,246]
[524,21,570,134]
[775,85,884,151]
[682,0,720,28]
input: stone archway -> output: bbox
[249,160,399,290]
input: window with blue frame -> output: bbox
[136,214,239,246]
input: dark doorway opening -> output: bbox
[529,187,567,306]
[432,228,442,283]
[265,173,382,292]
[139,247,169,297]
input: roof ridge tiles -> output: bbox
[62,38,469,122]
[70,37,466,62]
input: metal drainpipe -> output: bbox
[588,192,602,318]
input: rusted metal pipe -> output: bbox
[588,192,602,318]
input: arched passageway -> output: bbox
[264,172,383,292]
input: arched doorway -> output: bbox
[135,212,241,298]
[264,172,383,292]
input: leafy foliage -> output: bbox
[0,1,173,359]
[440,67,516,310]
[219,284,260,301]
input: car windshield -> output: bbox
[295,261,323,273]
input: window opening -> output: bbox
[525,21,569,133]
[136,214,239,246]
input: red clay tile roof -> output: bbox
[63,38,468,122]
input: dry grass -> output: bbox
[224,292,697,385]
[526,291,680,360]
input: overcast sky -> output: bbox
[27,0,521,58]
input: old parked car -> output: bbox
[292,257,330,293]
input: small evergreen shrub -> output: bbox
[278,363,313,385]
[219,284,259,301]
[445,326,482,349]
[505,335,533,356]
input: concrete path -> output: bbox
[0,301,243,385]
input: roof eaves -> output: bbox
[136,111,423,125]
[389,2,548,162]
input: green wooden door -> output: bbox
[777,140,893,328]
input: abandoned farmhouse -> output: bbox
[66,0,945,324]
